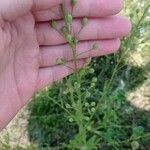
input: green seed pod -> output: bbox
[92,77,98,83]
[74,82,81,88]
[91,107,96,113]
[73,38,79,44]
[91,102,96,107]
[131,141,139,150]
[92,43,99,50]
[65,14,73,23]
[56,58,66,65]
[63,90,69,95]
[87,125,92,131]
[51,20,57,28]
[85,58,92,65]
[86,91,91,98]
[91,83,95,88]
[69,118,74,122]
[66,34,73,43]
[89,68,95,74]
[85,102,89,107]
[84,116,90,121]
[71,0,77,6]
[61,26,68,34]
[81,17,88,26]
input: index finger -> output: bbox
[34,0,123,21]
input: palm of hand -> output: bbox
[0,13,39,107]
[0,0,131,130]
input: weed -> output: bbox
[1,0,150,149]
[27,0,150,149]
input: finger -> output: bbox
[0,0,63,25]
[39,39,120,67]
[37,59,85,90]
[32,0,63,11]
[34,0,123,21]
[36,16,131,46]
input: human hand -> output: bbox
[0,0,131,130]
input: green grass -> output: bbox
[1,0,150,149]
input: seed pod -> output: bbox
[92,77,98,83]
[91,107,96,113]
[73,38,79,44]
[91,83,96,88]
[61,26,68,34]
[92,43,99,50]
[81,17,88,26]
[85,102,89,107]
[69,118,74,122]
[66,34,73,43]
[71,0,77,6]
[84,116,90,121]
[51,20,57,28]
[65,103,72,109]
[89,68,95,74]
[91,102,96,107]
[86,91,91,98]
[56,58,66,65]
[131,141,139,150]
[65,14,73,23]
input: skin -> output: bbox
[0,0,131,130]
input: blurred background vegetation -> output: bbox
[0,0,150,149]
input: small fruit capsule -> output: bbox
[56,58,66,65]
[51,20,57,28]
[81,17,88,26]
[91,102,96,107]
[91,107,96,113]
[92,43,99,50]
[66,34,73,43]
[61,26,68,34]
[65,14,73,23]
[89,68,95,74]
[71,0,77,6]
[85,102,89,107]
[92,77,98,83]
[69,118,74,122]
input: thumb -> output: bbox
[0,0,33,24]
